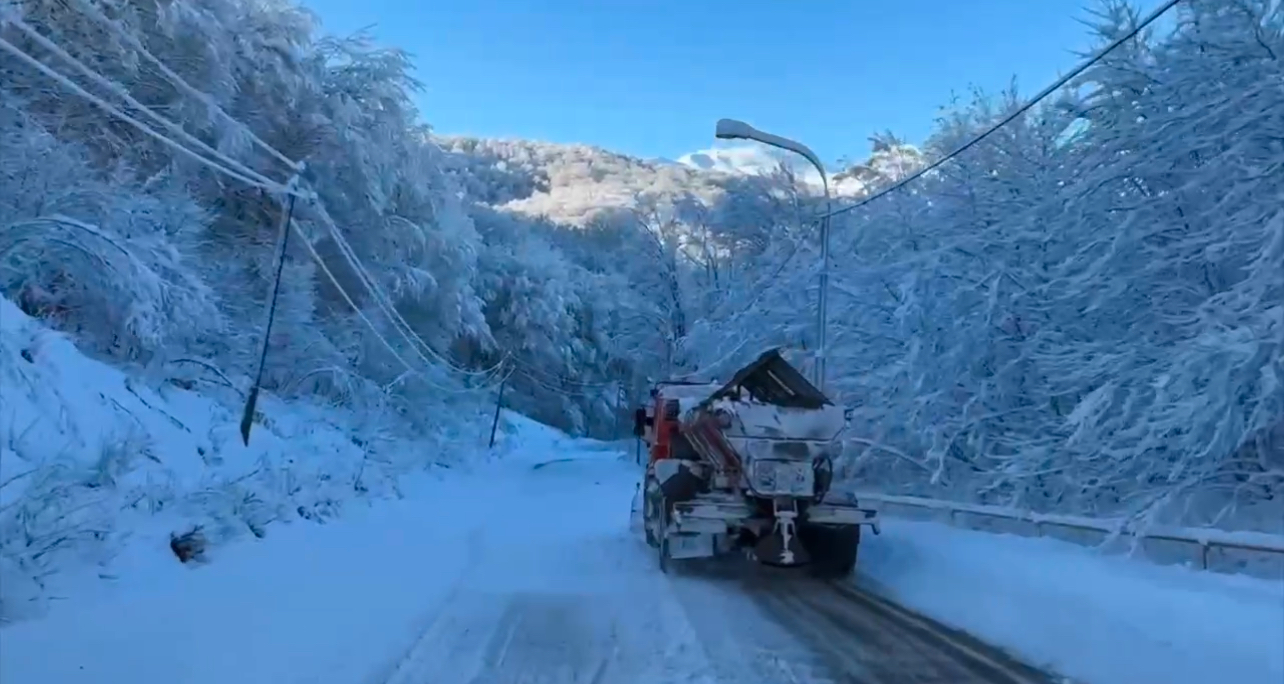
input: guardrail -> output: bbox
[849,491,1284,578]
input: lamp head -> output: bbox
[715,118,756,141]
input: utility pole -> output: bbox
[488,371,508,449]
[614,383,629,438]
[240,189,297,445]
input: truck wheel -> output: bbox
[657,502,672,573]
[804,524,860,578]
[642,477,660,548]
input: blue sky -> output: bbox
[299,0,1154,164]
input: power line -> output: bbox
[507,355,618,389]
[9,9,619,403]
[0,33,295,197]
[9,19,299,193]
[819,0,1183,222]
[292,221,416,373]
[511,367,611,399]
[66,0,302,172]
[1,20,504,393]
[305,203,504,379]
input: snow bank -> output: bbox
[852,491,1284,578]
[0,297,473,622]
[490,409,630,466]
[0,470,488,684]
[859,519,1284,684]
[0,421,643,684]
[0,290,631,680]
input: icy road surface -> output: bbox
[379,452,1062,684]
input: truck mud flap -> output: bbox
[654,459,704,504]
[671,515,727,534]
[667,533,716,560]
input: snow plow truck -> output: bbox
[632,348,879,576]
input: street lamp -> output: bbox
[714,118,832,392]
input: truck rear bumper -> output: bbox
[670,496,880,534]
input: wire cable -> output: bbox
[512,367,608,399]
[507,355,617,389]
[0,34,289,195]
[70,0,303,172]
[291,221,415,372]
[818,0,1183,221]
[307,203,504,378]
[3,19,503,388]
[10,19,301,196]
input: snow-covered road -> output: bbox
[681,571,1060,684]
[372,452,1061,684]
[376,453,715,683]
[3,421,1279,684]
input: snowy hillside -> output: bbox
[438,136,878,228]
[0,295,494,620]
[438,135,731,226]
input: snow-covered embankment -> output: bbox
[0,294,481,623]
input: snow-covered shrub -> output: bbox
[0,97,223,365]
[0,294,486,621]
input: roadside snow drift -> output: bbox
[859,519,1284,684]
[0,296,474,622]
[0,423,717,684]
[0,469,482,684]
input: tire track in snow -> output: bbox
[668,561,869,684]
[379,536,721,684]
[746,573,1066,684]
[375,457,722,684]
[373,526,495,684]
[664,559,1066,684]
[376,454,1063,684]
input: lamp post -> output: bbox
[714,118,832,392]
